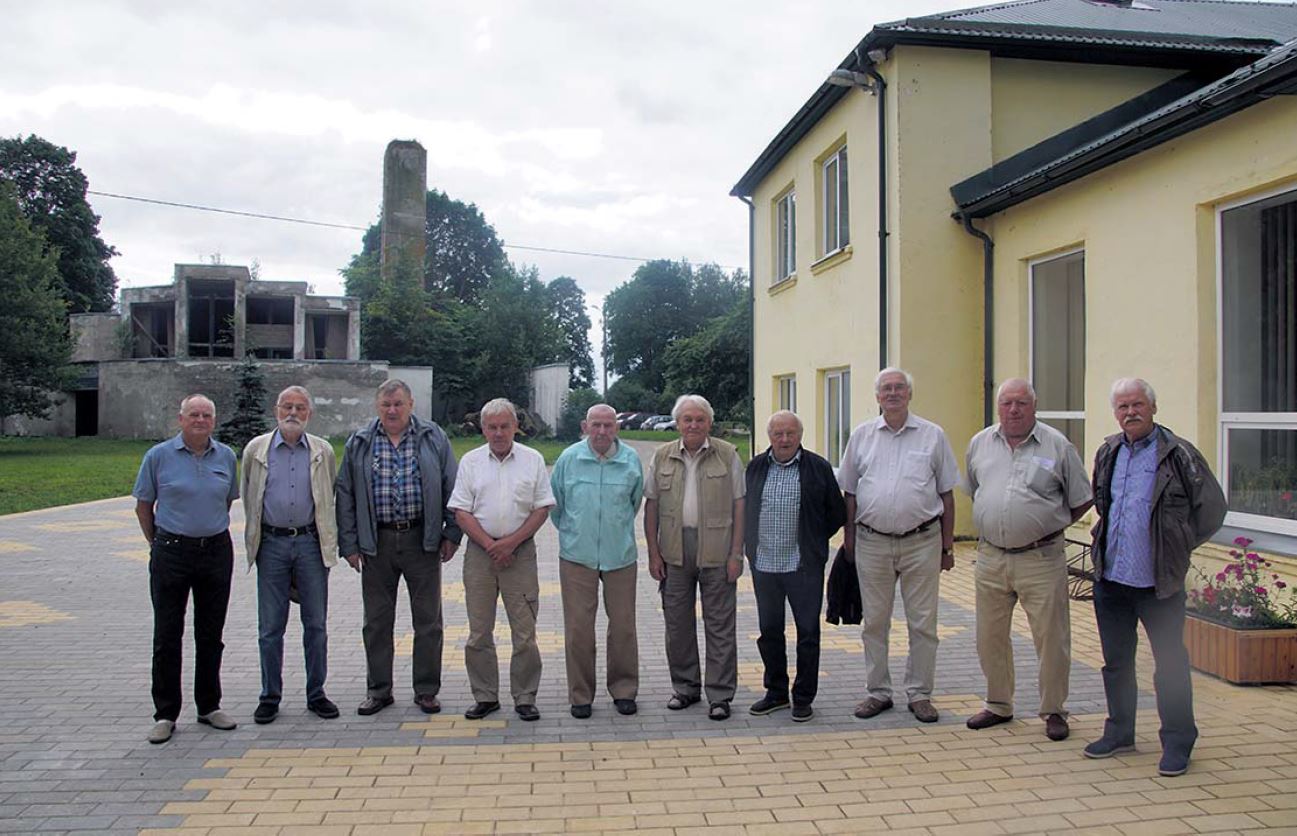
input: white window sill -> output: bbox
[810,244,853,275]
[769,275,798,296]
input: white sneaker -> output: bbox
[197,709,237,730]
[147,720,175,744]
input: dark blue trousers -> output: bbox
[752,564,824,706]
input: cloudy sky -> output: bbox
[1,1,954,342]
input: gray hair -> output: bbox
[874,366,914,394]
[480,397,518,423]
[1110,377,1157,408]
[671,394,714,422]
[766,409,804,434]
[995,378,1036,403]
[277,385,313,409]
[585,403,617,421]
[376,379,412,401]
[179,393,214,415]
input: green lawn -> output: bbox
[0,435,577,516]
[619,429,752,461]
[0,437,155,516]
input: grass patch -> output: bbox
[0,437,156,516]
[618,429,751,461]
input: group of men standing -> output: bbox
[133,367,1225,777]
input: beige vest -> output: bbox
[651,437,738,567]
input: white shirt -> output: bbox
[448,442,556,539]
[836,413,960,533]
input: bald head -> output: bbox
[582,402,619,456]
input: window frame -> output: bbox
[1216,183,1297,536]
[823,368,851,467]
[1027,247,1086,442]
[822,145,849,256]
[776,374,797,413]
[774,189,796,285]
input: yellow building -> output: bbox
[732,0,1297,567]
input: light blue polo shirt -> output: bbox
[549,438,644,571]
[133,434,239,537]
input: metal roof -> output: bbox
[952,35,1297,217]
[731,0,1297,198]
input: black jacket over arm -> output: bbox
[743,446,847,571]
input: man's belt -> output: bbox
[378,517,423,531]
[990,530,1064,554]
[261,522,318,538]
[154,528,227,548]
[858,516,941,538]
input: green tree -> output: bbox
[0,135,117,313]
[662,296,752,423]
[0,182,75,425]
[216,352,271,450]
[546,276,595,389]
[556,387,604,441]
[605,375,673,415]
[602,259,694,391]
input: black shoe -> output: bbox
[357,695,394,716]
[614,699,638,716]
[1083,737,1136,759]
[792,704,814,723]
[667,693,701,711]
[464,701,501,720]
[253,703,278,725]
[414,694,441,714]
[308,697,339,719]
[749,695,790,716]
[515,704,541,721]
[570,704,592,719]
[708,701,731,721]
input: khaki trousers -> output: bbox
[855,525,941,703]
[661,529,737,704]
[559,559,639,705]
[975,539,1071,718]
[462,539,542,705]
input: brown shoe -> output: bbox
[414,694,441,714]
[1045,713,1069,741]
[965,709,1013,730]
[854,697,894,719]
[908,699,939,723]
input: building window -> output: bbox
[823,146,849,254]
[1030,250,1085,451]
[776,375,797,412]
[824,368,850,467]
[1220,187,1297,535]
[775,190,796,283]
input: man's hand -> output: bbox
[486,536,515,566]
[439,540,459,564]
[726,556,743,584]
[648,553,665,582]
[345,553,363,572]
[941,549,955,572]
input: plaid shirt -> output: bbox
[371,426,424,523]
[754,451,802,573]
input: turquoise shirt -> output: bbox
[549,438,644,570]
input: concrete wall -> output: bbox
[97,359,417,440]
[529,363,570,433]
[1,393,76,436]
[70,313,122,363]
[387,367,435,422]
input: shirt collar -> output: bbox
[272,429,308,450]
[586,438,619,461]
[679,437,711,456]
[1123,426,1159,452]
[172,433,213,455]
[488,443,516,464]
[769,447,802,467]
[991,421,1040,447]
[872,412,918,434]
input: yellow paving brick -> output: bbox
[226,800,299,814]
[816,818,887,833]
[323,810,394,825]
[175,813,256,828]
[268,787,341,801]
[907,794,977,813]
[564,816,637,831]
[883,810,957,829]
[159,801,232,815]
[1065,807,1142,827]
[1253,809,1297,826]
[251,811,326,826]
[1117,819,1197,835]
[704,809,776,825]
[1183,812,1268,831]
[929,821,1007,836]
[1000,813,1074,833]
[1191,796,1274,814]
[951,803,1023,824]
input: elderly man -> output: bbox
[744,410,846,722]
[645,394,746,720]
[549,403,644,719]
[838,367,958,724]
[450,398,556,721]
[963,379,1092,741]
[1086,378,1225,777]
[336,379,461,717]
[133,394,240,744]
[240,386,340,724]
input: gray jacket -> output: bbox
[1091,425,1227,599]
[336,415,462,556]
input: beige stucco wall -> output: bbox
[989,58,1180,161]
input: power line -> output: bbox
[87,189,743,271]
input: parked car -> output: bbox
[640,414,670,430]
[618,411,648,429]
[658,419,677,431]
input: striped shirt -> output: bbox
[1103,429,1159,588]
[755,451,802,573]
[371,426,423,524]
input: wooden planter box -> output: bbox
[1183,613,1297,684]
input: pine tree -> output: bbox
[217,353,270,450]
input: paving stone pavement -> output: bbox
[1,440,1295,834]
